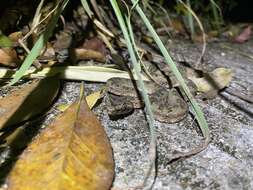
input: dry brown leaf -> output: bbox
[234,25,252,43]
[0,48,19,67]
[8,32,23,45]
[82,37,107,56]
[188,68,233,98]
[72,37,107,63]
[74,48,106,63]
[170,18,186,34]
[85,89,104,109]
[6,91,114,190]
[0,77,60,131]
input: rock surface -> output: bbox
[0,40,252,189]
[98,40,253,189]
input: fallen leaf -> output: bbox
[0,77,60,131]
[8,32,23,45]
[86,89,104,109]
[210,68,233,89]
[6,87,114,190]
[188,68,233,98]
[0,33,12,48]
[57,89,104,112]
[72,37,107,63]
[73,48,106,63]
[0,48,18,67]
[56,103,71,112]
[234,25,252,43]
[82,37,107,56]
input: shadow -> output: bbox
[0,1,88,183]
[219,92,253,118]
[0,116,47,183]
[0,70,22,87]
[0,77,60,133]
[0,74,61,184]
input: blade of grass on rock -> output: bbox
[110,0,157,188]
[6,85,114,190]
[126,10,157,188]
[131,0,210,148]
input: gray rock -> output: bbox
[0,40,252,189]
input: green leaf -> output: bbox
[0,33,12,48]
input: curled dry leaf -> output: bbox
[188,68,233,98]
[6,90,114,190]
[73,37,107,63]
[8,32,23,46]
[0,48,19,67]
[74,48,106,63]
[0,77,60,131]
[82,37,107,56]
[234,25,252,43]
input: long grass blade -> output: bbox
[126,11,157,189]
[177,0,206,65]
[9,0,69,85]
[210,0,223,29]
[80,0,93,17]
[186,0,195,36]
[110,0,157,188]
[131,0,210,145]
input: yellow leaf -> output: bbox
[211,68,233,89]
[56,103,71,112]
[189,68,233,93]
[6,88,114,190]
[86,89,104,109]
[57,89,104,112]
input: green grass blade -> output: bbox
[80,0,94,17]
[126,12,157,188]
[110,0,157,188]
[186,0,195,37]
[9,0,70,85]
[131,0,210,143]
[210,0,223,29]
